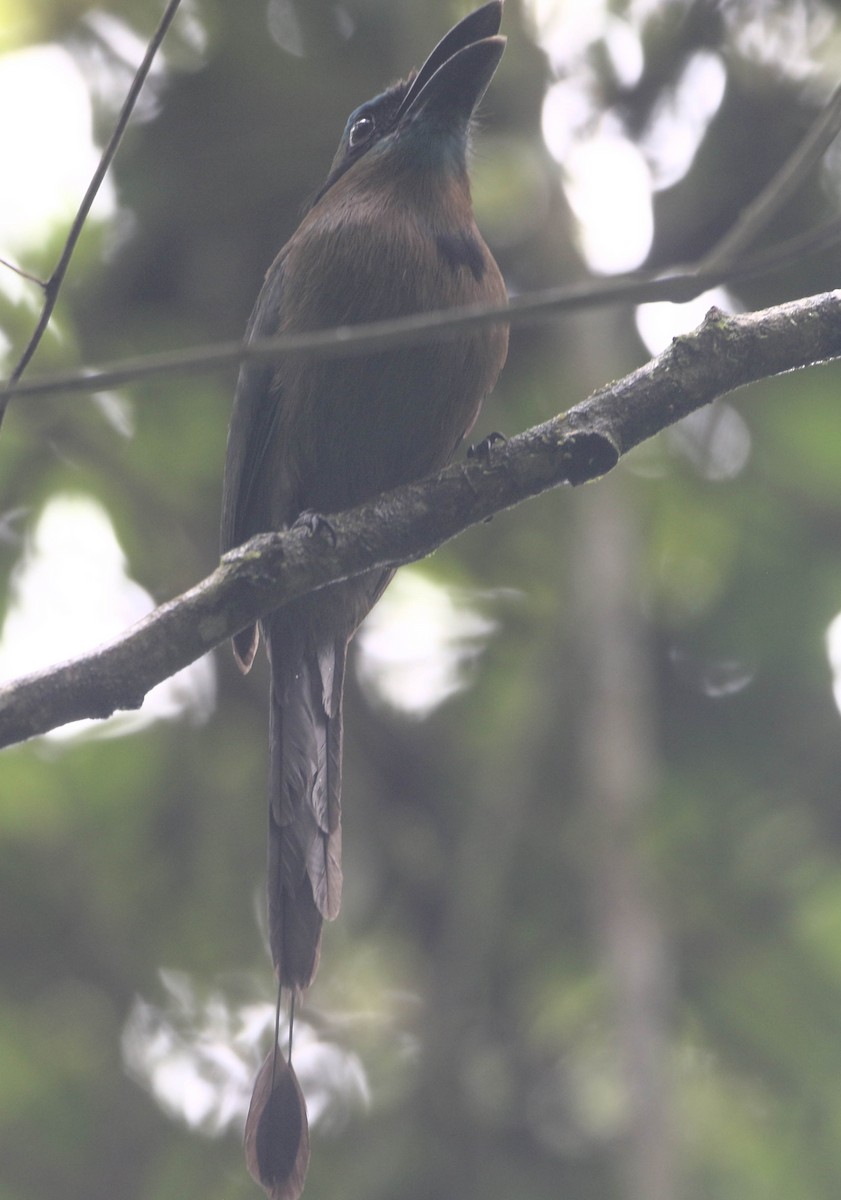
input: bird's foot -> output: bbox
[293,509,338,546]
[467,430,506,462]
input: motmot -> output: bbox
[222,0,508,1012]
[225,6,509,1195]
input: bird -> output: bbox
[222,5,508,1193]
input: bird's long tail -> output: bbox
[244,629,344,1199]
[244,1002,310,1200]
[266,630,345,990]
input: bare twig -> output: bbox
[5,193,841,406]
[0,256,46,287]
[0,0,183,425]
[699,79,841,272]
[1,289,840,748]
[1,206,840,405]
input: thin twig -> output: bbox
[717,212,841,278]
[0,256,46,287]
[3,208,841,404]
[0,0,183,424]
[699,79,841,272]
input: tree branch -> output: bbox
[2,291,839,749]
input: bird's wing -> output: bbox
[220,254,288,558]
[220,256,290,670]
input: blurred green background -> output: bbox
[4,1,841,1198]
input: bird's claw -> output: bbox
[467,431,506,462]
[293,509,338,546]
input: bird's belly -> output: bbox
[278,328,503,515]
[272,208,508,516]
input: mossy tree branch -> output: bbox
[1,291,840,749]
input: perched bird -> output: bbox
[223,5,508,1190]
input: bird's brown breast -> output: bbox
[270,174,508,517]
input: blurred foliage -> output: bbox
[4,1,841,1199]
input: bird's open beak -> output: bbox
[396,1,506,127]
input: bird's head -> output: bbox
[310,1,505,207]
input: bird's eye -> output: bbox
[348,116,375,148]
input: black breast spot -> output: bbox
[436,229,486,281]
